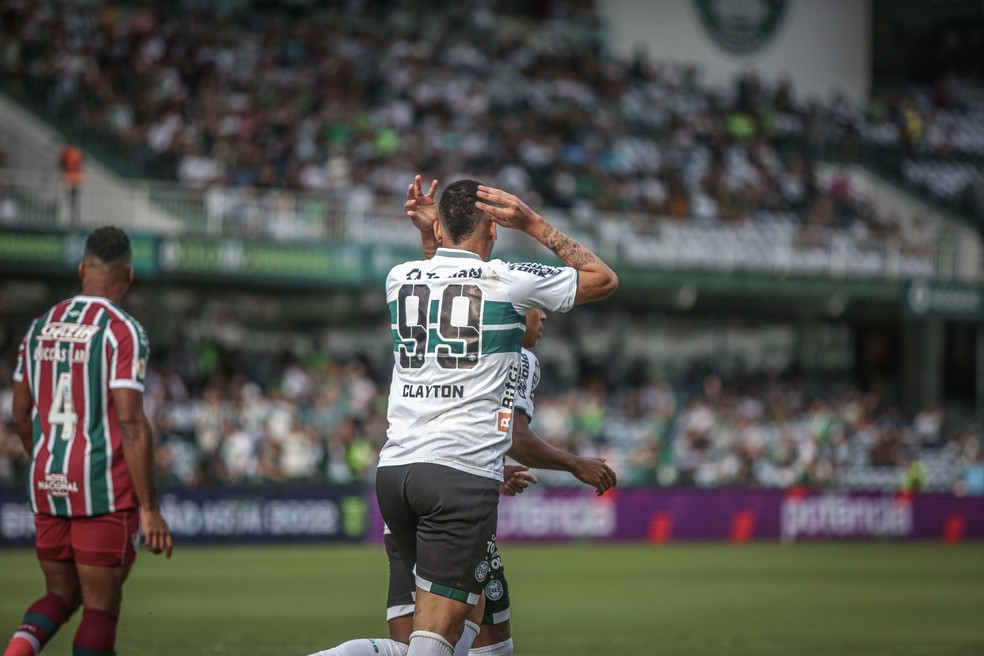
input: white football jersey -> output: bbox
[380,248,576,480]
[514,348,540,422]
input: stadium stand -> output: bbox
[0,0,965,245]
[0,0,981,497]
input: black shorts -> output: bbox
[385,531,512,624]
[376,463,500,606]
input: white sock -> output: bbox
[308,637,409,656]
[407,630,454,656]
[452,620,481,656]
[469,639,513,656]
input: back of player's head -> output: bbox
[438,179,486,244]
[84,226,131,267]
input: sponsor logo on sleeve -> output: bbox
[497,361,519,432]
[507,262,563,277]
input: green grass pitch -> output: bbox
[1,542,982,655]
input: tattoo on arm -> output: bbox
[541,224,597,268]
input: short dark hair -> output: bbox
[438,179,485,244]
[85,226,131,265]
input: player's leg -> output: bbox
[307,635,408,656]
[451,599,484,656]
[3,515,80,656]
[469,622,512,656]
[387,529,483,656]
[470,554,512,656]
[73,563,129,656]
[3,562,80,656]
[70,509,139,656]
[305,533,416,656]
[399,464,500,656]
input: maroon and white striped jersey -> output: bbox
[13,294,149,517]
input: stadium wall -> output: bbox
[600,0,872,103]
[2,488,980,546]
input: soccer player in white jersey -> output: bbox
[4,227,172,656]
[307,179,616,656]
[373,177,617,656]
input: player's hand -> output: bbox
[500,464,539,496]
[140,507,174,559]
[572,457,617,496]
[405,175,439,233]
[475,186,544,234]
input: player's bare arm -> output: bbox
[405,175,440,259]
[474,185,618,304]
[507,412,616,496]
[113,387,173,558]
[11,379,34,455]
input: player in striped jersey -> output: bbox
[5,227,172,656]
[375,178,617,656]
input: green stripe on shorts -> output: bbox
[424,581,478,604]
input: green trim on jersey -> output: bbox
[482,300,524,326]
[390,299,525,356]
[389,327,523,357]
[87,310,114,514]
[428,327,523,355]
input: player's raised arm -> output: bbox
[404,175,440,259]
[507,412,616,496]
[475,185,618,304]
[113,387,173,558]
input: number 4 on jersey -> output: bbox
[48,372,77,439]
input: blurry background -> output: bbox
[1,0,983,546]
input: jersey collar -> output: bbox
[73,294,116,304]
[435,247,483,261]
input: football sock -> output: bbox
[4,593,74,656]
[452,621,480,656]
[406,631,453,656]
[469,639,513,656]
[72,609,118,656]
[307,638,409,656]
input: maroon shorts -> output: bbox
[35,509,140,567]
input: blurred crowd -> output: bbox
[2,0,981,241]
[1,346,981,495]
[1,0,982,494]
